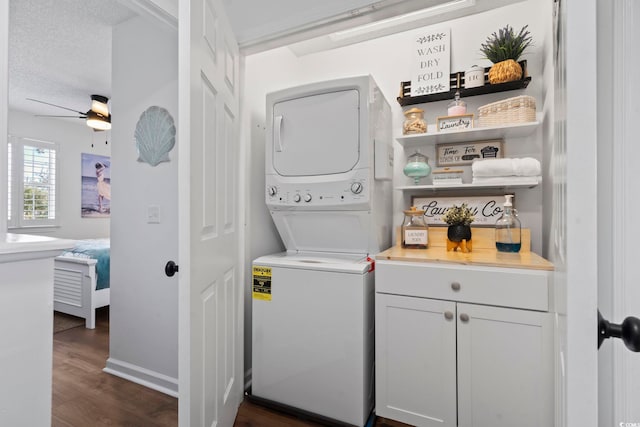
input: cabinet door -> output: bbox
[456,304,553,427]
[376,294,457,427]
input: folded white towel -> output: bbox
[472,176,541,185]
[472,157,541,177]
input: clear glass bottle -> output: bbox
[401,206,429,249]
[403,108,427,134]
[495,195,522,252]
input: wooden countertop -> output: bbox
[377,227,554,271]
[376,245,554,271]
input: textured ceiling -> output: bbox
[8,0,137,121]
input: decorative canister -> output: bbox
[447,91,467,116]
[403,151,431,185]
[402,107,427,135]
[401,206,429,249]
[465,65,485,89]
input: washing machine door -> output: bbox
[271,89,360,176]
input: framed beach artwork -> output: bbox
[81,153,111,218]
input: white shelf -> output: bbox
[395,177,541,191]
[396,120,540,147]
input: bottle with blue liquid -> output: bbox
[495,194,521,252]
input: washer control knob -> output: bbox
[304,193,312,203]
[268,186,277,196]
[293,194,301,203]
[351,182,364,194]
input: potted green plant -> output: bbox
[442,203,475,252]
[480,24,533,84]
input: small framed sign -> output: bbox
[436,139,504,166]
[411,195,512,226]
[436,114,474,132]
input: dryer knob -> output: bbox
[268,186,277,196]
[304,193,312,203]
[351,182,363,194]
[293,194,301,203]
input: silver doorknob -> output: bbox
[459,313,469,323]
[451,282,461,291]
[444,311,454,320]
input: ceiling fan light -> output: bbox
[90,94,110,116]
[86,110,111,131]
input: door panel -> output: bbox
[456,304,553,427]
[179,0,242,425]
[375,293,457,427]
[272,89,360,176]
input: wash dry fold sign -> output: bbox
[411,27,451,96]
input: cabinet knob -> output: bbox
[451,282,461,291]
[444,311,454,320]
[460,313,470,323]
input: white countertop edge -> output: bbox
[0,233,76,261]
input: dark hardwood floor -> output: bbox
[52,307,178,427]
[53,308,409,427]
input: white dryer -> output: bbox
[252,76,393,426]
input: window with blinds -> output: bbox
[8,137,58,228]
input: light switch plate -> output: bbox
[147,205,160,224]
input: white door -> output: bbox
[177,0,243,426]
[559,0,599,424]
[597,0,640,424]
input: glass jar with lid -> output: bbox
[403,107,427,135]
[401,206,429,249]
[403,151,431,185]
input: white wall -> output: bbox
[8,110,110,239]
[106,15,179,396]
[243,0,549,379]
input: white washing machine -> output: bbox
[251,76,393,426]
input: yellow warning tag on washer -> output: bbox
[252,266,272,301]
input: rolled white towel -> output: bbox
[472,158,515,177]
[513,157,541,176]
[472,157,540,177]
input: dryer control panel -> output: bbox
[266,173,370,211]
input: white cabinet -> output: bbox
[0,234,74,426]
[375,260,554,427]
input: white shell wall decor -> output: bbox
[135,106,176,166]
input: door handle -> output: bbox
[165,260,179,277]
[598,310,640,351]
[274,115,284,152]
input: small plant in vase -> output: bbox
[442,203,475,253]
[480,24,533,84]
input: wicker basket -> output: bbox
[477,95,536,127]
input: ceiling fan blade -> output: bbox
[26,98,86,115]
[35,114,86,118]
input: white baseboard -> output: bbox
[104,357,178,398]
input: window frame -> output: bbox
[8,135,59,229]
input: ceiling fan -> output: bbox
[27,94,112,131]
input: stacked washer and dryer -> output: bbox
[251,76,393,426]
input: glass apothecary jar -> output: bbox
[401,206,429,249]
[403,107,427,135]
[403,151,431,185]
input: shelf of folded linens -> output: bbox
[396,117,541,148]
[395,176,541,191]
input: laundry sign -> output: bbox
[412,195,512,226]
[411,27,451,97]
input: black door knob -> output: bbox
[165,261,179,277]
[598,310,640,352]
